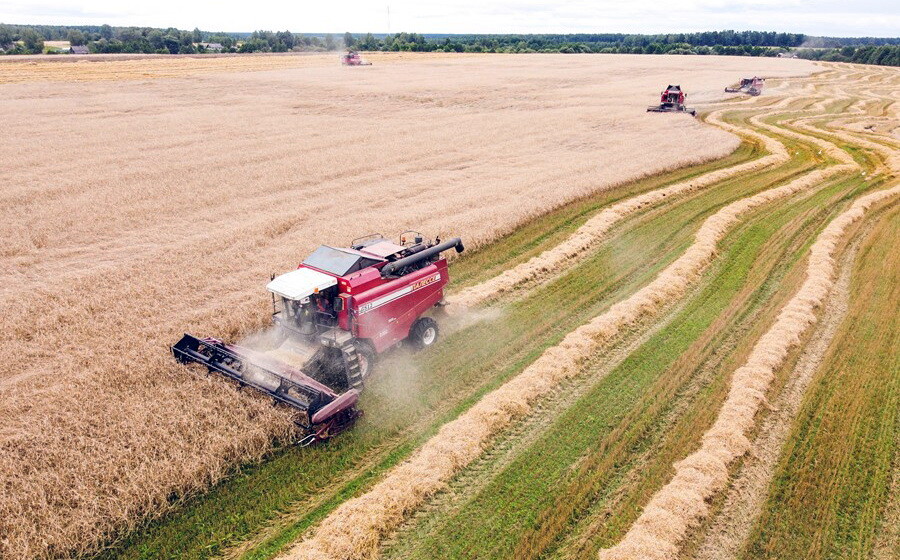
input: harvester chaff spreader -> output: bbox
[173,233,464,444]
[647,84,697,116]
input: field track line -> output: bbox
[379,286,695,558]
[450,62,884,309]
[447,98,791,308]
[689,218,866,560]
[276,97,852,560]
[597,183,900,560]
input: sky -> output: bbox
[2,0,898,37]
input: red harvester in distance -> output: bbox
[725,76,765,96]
[341,50,371,66]
[173,233,464,444]
[647,84,697,116]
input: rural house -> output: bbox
[69,45,89,54]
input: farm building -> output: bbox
[69,45,89,54]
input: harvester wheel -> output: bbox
[410,317,439,350]
[354,341,376,379]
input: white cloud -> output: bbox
[0,0,897,36]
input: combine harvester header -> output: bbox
[174,232,464,444]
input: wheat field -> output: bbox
[0,53,816,558]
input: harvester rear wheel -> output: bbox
[410,317,439,350]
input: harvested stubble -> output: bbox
[280,127,843,560]
[449,105,790,307]
[593,64,900,560]
[596,184,900,560]
[0,54,813,558]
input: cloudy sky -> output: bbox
[2,0,898,37]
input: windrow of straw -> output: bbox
[596,68,899,559]
[279,118,847,560]
[596,184,900,560]
[448,106,789,308]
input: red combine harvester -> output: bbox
[647,84,696,116]
[173,233,464,444]
[725,76,765,96]
[341,50,371,66]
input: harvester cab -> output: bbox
[647,85,696,116]
[173,232,464,444]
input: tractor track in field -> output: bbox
[688,220,865,560]
[598,66,899,559]
[380,293,691,558]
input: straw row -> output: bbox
[596,184,899,560]
[448,106,789,307]
[279,113,843,560]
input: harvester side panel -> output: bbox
[351,259,449,353]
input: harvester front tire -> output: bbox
[410,317,439,350]
[354,341,376,379]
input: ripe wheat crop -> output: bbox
[0,53,812,558]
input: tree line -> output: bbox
[0,23,897,67]
[0,24,339,54]
[344,31,897,65]
[795,45,899,66]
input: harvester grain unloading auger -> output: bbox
[173,233,464,444]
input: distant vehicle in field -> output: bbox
[726,76,765,96]
[341,50,372,66]
[173,232,464,444]
[647,85,697,116]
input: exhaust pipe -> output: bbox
[381,238,464,277]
